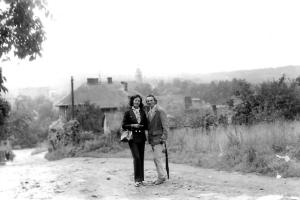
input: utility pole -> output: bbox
[0,67,2,94]
[71,76,75,119]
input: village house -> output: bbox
[56,77,137,134]
[183,96,234,128]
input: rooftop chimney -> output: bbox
[184,96,192,110]
[212,104,217,116]
[121,81,128,91]
[107,77,112,84]
[87,78,99,85]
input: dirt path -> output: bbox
[0,149,300,200]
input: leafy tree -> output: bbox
[0,67,10,139]
[8,107,35,147]
[0,97,10,125]
[6,95,57,147]
[7,95,35,147]
[0,97,10,140]
[151,78,248,105]
[0,0,48,141]
[30,96,58,142]
[0,0,47,60]
[231,75,300,124]
[256,75,300,120]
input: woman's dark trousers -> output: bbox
[129,141,145,182]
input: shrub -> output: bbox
[0,97,10,127]
[83,135,110,152]
[74,102,105,134]
[46,119,123,161]
[45,145,78,161]
[231,75,300,125]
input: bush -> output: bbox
[0,97,10,126]
[45,145,78,161]
[46,119,124,161]
[74,102,105,134]
[83,135,111,152]
[231,75,300,125]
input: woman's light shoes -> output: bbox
[152,178,166,185]
[134,178,166,187]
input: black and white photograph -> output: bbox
[1,0,300,199]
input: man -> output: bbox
[146,94,169,185]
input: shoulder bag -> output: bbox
[120,129,133,142]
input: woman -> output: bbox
[122,94,148,187]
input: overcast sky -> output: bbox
[2,0,300,89]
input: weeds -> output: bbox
[46,119,300,177]
[167,121,300,177]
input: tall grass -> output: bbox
[45,119,300,177]
[167,121,300,177]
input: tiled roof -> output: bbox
[57,83,134,108]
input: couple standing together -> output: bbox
[122,94,169,187]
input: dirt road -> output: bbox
[0,149,300,200]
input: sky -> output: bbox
[2,0,300,89]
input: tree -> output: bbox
[0,0,48,91]
[0,97,10,140]
[29,96,58,143]
[0,67,10,128]
[256,75,300,120]
[0,0,47,61]
[0,0,48,140]
[230,75,300,125]
[0,67,10,138]
[6,95,58,147]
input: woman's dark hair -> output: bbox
[129,94,144,109]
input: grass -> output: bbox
[45,120,300,177]
[167,121,300,177]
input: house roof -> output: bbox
[57,82,136,109]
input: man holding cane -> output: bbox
[146,94,169,185]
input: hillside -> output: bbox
[181,65,300,83]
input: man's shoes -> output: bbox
[152,178,166,185]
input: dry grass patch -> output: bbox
[167,121,300,177]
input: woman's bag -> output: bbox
[120,129,133,142]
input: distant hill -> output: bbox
[181,65,300,83]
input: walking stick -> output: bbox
[164,142,169,179]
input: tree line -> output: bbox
[0,95,58,148]
[135,75,300,125]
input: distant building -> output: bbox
[184,96,208,110]
[135,68,143,83]
[56,77,137,134]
